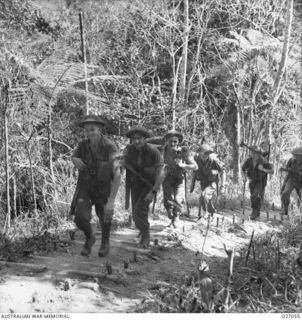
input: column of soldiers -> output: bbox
[70,114,302,257]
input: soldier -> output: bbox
[123,125,165,248]
[280,147,302,215]
[70,115,121,257]
[242,146,274,220]
[193,144,226,219]
[162,130,197,227]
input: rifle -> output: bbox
[183,171,190,217]
[280,167,294,173]
[190,171,197,193]
[125,169,131,210]
[240,141,270,163]
[123,162,157,214]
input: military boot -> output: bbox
[250,209,258,221]
[98,223,111,257]
[167,209,173,219]
[81,235,96,256]
[171,214,180,228]
[140,229,150,249]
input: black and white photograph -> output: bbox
[0,0,301,315]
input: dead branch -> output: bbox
[245,228,255,267]
[0,260,47,272]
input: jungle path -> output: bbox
[0,206,284,313]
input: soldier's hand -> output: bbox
[175,158,185,168]
[72,158,86,170]
[144,191,154,203]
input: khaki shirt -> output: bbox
[73,136,118,182]
[124,142,164,187]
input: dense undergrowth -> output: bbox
[135,211,302,313]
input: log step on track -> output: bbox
[0,260,48,273]
[0,260,127,284]
[66,239,152,255]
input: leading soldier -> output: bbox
[70,115,121,257]
[280,147,302,215]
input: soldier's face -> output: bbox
[251,152,259,161]
[132,133,145,150]
[168,137,179,150]
[199,151,208,161]
[84,124,102,140]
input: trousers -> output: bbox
[162,175,183,219]
[130,184,152,232]
[74,178,111,239]
[281,178,301,214]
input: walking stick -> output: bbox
[184,172,190,217]
[152,192,157,216]
[242,174,247,216]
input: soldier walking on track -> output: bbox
[70,115,121,257]
[123,125,165,248]
[192,144,226,219]
[280,147,302,215]
[162,130,197,228]
[242,146,274,220]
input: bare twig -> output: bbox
[245,229,255,267]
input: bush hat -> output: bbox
[250,145,264,154]
[126,125,151,138]
[291,147,302,156]
[79,115,106,127]
[164,130,183,143]
[198,144,213,154]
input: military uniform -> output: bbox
[124,126,164,247]
[242,150,273,219]
[281,147,302,215]
[70,115,119,256]
[194,149,225,216]
[162,145,195,222]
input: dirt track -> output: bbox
[0,206,283,313]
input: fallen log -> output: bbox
[56,269,127,285]
[65,239,152,255]
[0,260,47,273]
[33,255,123,273]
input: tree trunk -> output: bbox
[179,0,189,108]
[48,113,55,183]
[171,54,182,130]
[12,175,17,218]
[79,11,89,115]
[25,143,37,216]
[4,102,10,230]
[265,0,293,145]
[233,105,241,183]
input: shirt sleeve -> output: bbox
[242,158,250,172]
[152,147,164,167]
[181,147,194,164]
[122,144,131,165]
[72,141,83,158]
[107,141,119,162]
[286,158,293,169]
[209,153,225,171]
